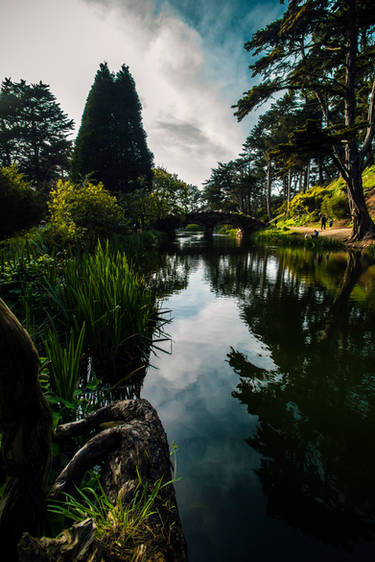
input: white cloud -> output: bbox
[0,0,260,187]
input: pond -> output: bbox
[141,232,375,562]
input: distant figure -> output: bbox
[313,229,319,237]
[320,214,327,230]
[329,218,333,228]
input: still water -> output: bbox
[142,233,375,562]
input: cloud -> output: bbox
[0,0,283,187]
[81,0,246,186]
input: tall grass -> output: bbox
[48,470,176,556]
[45,241,158,377]
[44,324,85,405]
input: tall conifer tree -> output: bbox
[71,63,153,194]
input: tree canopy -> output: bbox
[0,78,74,190]
[71,63,154,195]
[235,0,375,240]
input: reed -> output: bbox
[45,241,157,377]
[44,323,85,406]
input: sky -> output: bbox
[0,0,284,187]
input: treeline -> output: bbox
[203,0,375,241]
[0,62,202,244]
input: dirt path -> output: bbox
[290,226,352,241]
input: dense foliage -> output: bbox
[0,165,44,238]
[47,179,127,246]
[234,0,375,240]
[0,78,74,189]
[71,63,153,194]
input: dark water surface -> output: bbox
[142,233,375,562]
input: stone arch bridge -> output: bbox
[183,211,266,237]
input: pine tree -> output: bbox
[235,0,375,240]
[71,63,153,194]
[0,79,74,189]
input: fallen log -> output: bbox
[19,399,188,561]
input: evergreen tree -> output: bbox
[0,79,74,189]
[70,63,115,190]
[71,63,153,194]
[235,0,375,240]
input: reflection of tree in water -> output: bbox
[223,248,375,548]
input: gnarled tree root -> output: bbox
[19,399,188,561]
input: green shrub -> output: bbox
[289,185,327,221]
[321,189,350,219]
[48,179,128,246]
[0,165,44,239]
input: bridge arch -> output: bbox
[183,211,265,237]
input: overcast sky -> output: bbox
[0,0,283,187]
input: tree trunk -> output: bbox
[0,298,52,562]
[266,159,272,220]
[344,3,375,240]
[346,142,375,240]
[318,156,324,185]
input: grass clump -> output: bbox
[48,471,177,558]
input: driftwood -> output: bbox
[19,399,188,561]
[0,298,52,561]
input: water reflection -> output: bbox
[226,248,375,549]
[141,235,375,561]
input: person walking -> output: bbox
[320,214,327,230]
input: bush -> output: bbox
[47,179,128,246]
[288,185,327,221]
[0,165,44,239]
[321,190,350,219]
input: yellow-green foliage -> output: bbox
[48,180,126,243]
[362,165,375,192]
[289,185,327,221]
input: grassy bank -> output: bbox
[252,227,346,250]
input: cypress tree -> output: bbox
[70,63,115,188]
[71,63,153,194]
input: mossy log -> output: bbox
[18,399,188,561]
[0,298,52,561]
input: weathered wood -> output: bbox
[19,399,188,561]
[0,298,52,561]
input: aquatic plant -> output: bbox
[45,241,158,377]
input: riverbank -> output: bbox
[288,225,375,249]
